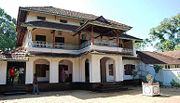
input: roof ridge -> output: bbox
[19,6,132,29]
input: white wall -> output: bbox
[123,59,139,80]
[25,56,82,84]
[26,11,80,26]
[90,54,101,83]
[24,53,125,84]
[140,62,180,86]
[26,59,34,84]
[158,69,180,86]
[106,59,115,82]
[0,61,7,85]
[49,59,59,83]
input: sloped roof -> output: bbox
[19,6,132,31]
[137,51,180,64]
[22,21,79,31]
[161,50,180,59]
[120,34,142,41]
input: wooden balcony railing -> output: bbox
[31,40,134,55]
[32,41,79,50]
[94,39,117,47]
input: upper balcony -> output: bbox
[25,28,135,56]
[30,39,134,55]
[22,20,138,56]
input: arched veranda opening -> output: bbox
[100,57,116,82]
[34,59,50,83]
[59,60,73,83]
[85,59,90,83]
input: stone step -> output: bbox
[3,91,27,96]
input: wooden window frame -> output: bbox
[35,35,46,42]
[60,19,68,23]
[37,16,46,21]
[124,64,135,75]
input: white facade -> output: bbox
[123,59,139,80]
[0,8,141,85]
[16,54,124,84]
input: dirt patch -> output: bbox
[0,86,180,103]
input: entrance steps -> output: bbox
[3,85,27,95]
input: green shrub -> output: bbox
[170,79,180,87]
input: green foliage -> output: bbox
[170,79,180,87]
[135,39,152,51]
[153,65,163,73]
[148,14,180,52]
[0,8,16,50]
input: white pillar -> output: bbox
[0,61,7,85]
[49,59,59,83]
[80,58,85,82]
[72,58,80,82]
[115,56,123,82]
[26,60,34,84]
[26,27,33,48]
[90,55,101,83]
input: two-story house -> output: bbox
[0,6,142,92]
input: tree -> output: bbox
[148,14,180,52]
[0,8,16,50]
[135,39,151,51]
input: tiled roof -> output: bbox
[120,34,142,41]
[161,50,180,59]
[19,6,132,30]
[22,21,79,31]
[137,51,180,64]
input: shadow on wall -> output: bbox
[140,64,180,86]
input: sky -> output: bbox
[0,0,180,51]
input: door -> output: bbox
[59,65,71,82]
[7,62,26,85]
[106,64,115,82]
[85,60,90,82]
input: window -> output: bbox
[35,64,49,77]
[175,65,180,68]
[109,64,114,76]
[37,16,46,20]
[124,64,135,75]
[60,19,67,23]
[55,37,64,43]
[35,35,46,41]
[165,65,170,69]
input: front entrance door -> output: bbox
[7,62,26,85]
[106,64,115,82]
[59,65,72,82]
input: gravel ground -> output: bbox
[0,86,180,103]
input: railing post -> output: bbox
[91,26,94,45]
[79,32,81,48]
[132,40,137,56]
[52,30,55,48]
[116,30,120,47]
